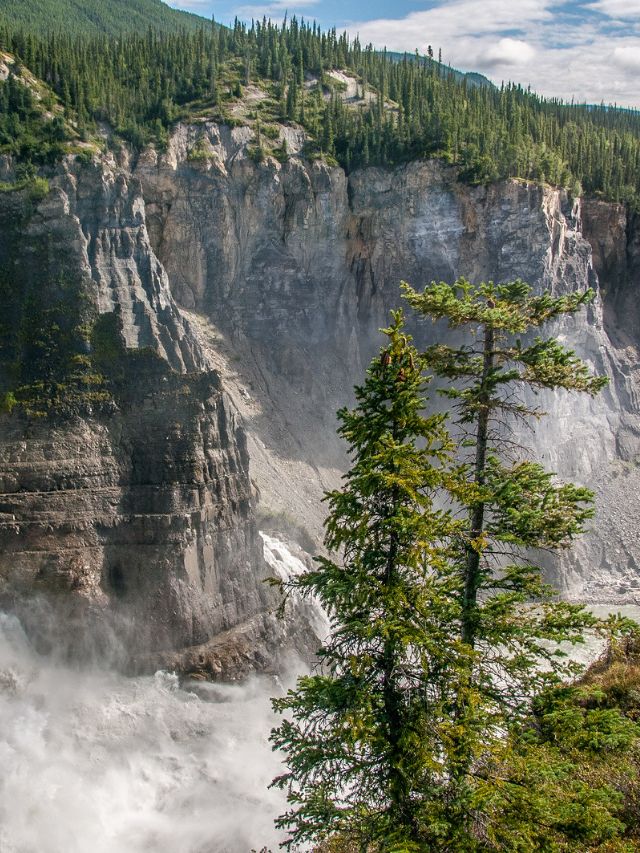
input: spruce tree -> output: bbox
[271,313,461,848]
[400,277,610,845]
[271,282,615,850]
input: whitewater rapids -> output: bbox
[0,608,293,852]
[0,533,322,853]
[1,523,638,852]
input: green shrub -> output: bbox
[27,176,49,202]
[261,123,280,140]
[0,391,17,413]
[187,140,210,162]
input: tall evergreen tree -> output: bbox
[272,282,617,850]
[271,313,461,848]
[401,278,610,845]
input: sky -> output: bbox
[167,0,640,108]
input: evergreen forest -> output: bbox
[0,0,206,37]
[2,14,640,204]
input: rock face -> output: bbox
[0,156,301,676]
[136,123,640,602]
[1,125,639,674]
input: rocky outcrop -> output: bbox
[582,200,640,348]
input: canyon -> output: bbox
[1,121,639,673]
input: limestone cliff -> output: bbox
[1,124,639,676]
[0,155,311,677]
[136,122,640,602]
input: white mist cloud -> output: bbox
[0,610,298,853]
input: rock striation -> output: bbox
[0,155,306,676]
[1,124,640,675]
[136,123,640,602]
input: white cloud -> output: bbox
[167,0,211,10]
[170,0,317,15]
[611,44,640,69]
[233,0,318,19]
[348,0,551,50]
[170,0,319,19]
[346,0,640,108]
[588,0,640,18]
[479,38,536,68]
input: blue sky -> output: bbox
[168,0,640,108]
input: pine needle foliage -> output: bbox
[477,630,640,851]
[271,283,624,851]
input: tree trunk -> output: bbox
[462,321,494,648]
[382,529,411,823]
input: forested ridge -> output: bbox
[0,0,206,37]
[2,15,640,205]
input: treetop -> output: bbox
[402,278,597,334]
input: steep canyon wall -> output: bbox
[0,156,310,677]
[137,122,640,601]
[0,124,639,674]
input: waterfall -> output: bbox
[0,533,325,852]
[261,531,331,642]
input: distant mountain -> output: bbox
[386,51,495,89]
[0,0,209,36]
[462,71,495,89]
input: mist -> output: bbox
[0,608,293,853]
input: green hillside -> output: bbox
[0,0,208,36]
[2,16,640,208]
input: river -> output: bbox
[1,536,638,852]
